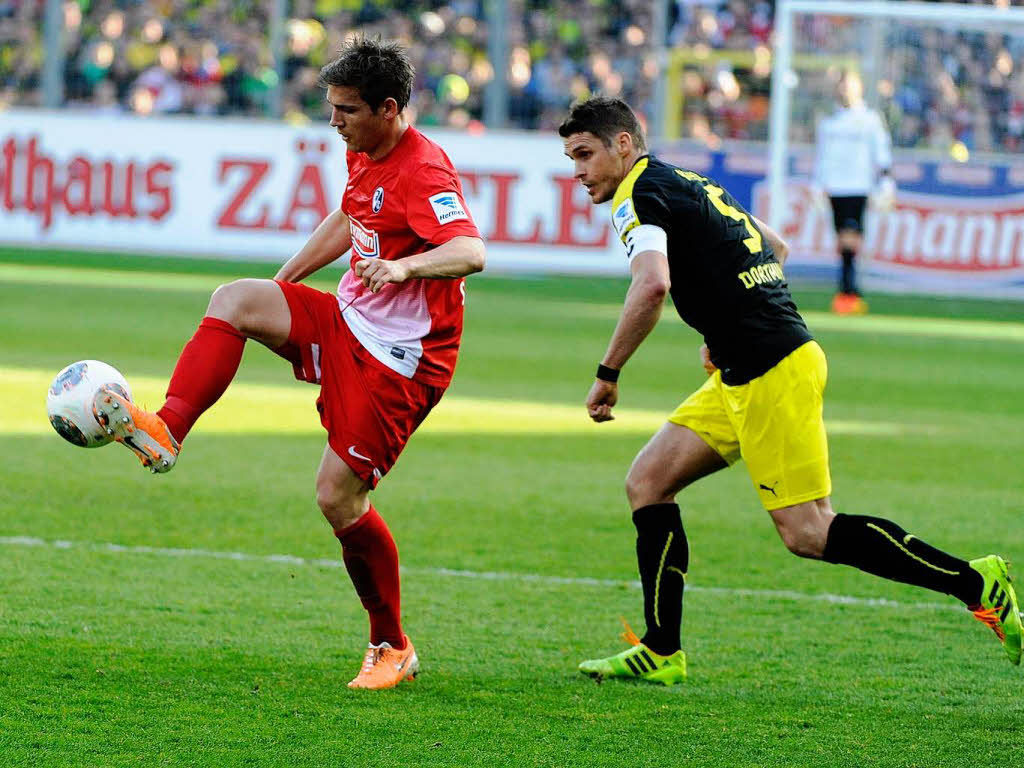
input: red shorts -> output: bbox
[274,280,445,488]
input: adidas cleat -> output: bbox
[968,555,1023,665]
[578,622,686,686]
[347,636,419,690]
[92,388,180,473]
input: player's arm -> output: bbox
[586,246,670,423]
[752,215,790,266]
[355,164,485,293]
[871,111,896,210]
[354,236,485,293]
[275,207,352,283]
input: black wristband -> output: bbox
[596,363,620,383]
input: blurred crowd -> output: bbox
[2,0,1024,152]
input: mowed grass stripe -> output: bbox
[6,365,929,437]
[0,535,962,613]
[4,262,1024,343]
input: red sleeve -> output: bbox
[404,162,481,245]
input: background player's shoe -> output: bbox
[92,388,179,473]
[347,636,419,690]
[578,624,686,686]
[968,555,1023,665]
[831,292,869,315]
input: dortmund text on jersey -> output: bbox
[610,156,812,385]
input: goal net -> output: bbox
[766,0,1024,298]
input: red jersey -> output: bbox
[338,126,480,387]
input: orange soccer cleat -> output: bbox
[92,387,180,473]
[347,636,419,690]
[831,292,869,316]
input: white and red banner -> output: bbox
[3,110,1024,298]
[751,181,1024,298]
[0,110,619,274]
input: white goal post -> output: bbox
[767,0,1024,230]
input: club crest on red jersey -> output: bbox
[350,217,380,258]
[372,186,384,213]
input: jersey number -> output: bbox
[676,170,763,254]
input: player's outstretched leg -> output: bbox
[821,513,1022,665]
[96,279,289,474]
[777,504,1023,665]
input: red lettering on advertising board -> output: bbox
[0,134,174,231]
[756,183,1024,272]
[216,140,331,233]
[551,175,607,247]
[279,144,330,231]
[216,159,271,229]
[457,170,609,248]
[102,161,138,219]
[146,162,173,221]
[63,157,94,216]
[487,172,543,243]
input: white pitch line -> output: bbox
[0,535,964,614]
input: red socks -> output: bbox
[335,506,405,649]
[157,316,246,443]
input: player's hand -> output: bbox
[871,176,896,213]
[699,344,717,375]
[354,258,410,293]
[586,379,618,423]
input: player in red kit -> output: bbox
[90,38,486,690]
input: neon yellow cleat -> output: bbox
[969,555,1023,665]
[578,621,686,686]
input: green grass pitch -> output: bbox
[1,248,1022,767]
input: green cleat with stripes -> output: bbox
[969,555,1023,666]
[578,622,687,685]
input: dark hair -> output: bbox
[558,97,646,152]
[318,37,414,112]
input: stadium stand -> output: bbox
[2,0,1023,150]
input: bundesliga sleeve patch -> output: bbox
[428,192,469,225]
[612,198,640,241]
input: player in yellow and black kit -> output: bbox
[558,97,1022,685]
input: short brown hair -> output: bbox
[558,97,646,152]
[318,37,414,112]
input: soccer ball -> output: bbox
[46,360,132,448]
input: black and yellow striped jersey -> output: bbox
[610,155,812,385]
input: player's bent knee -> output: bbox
[625,467,666,508]
[316,467,371,530]
[207,280,250,326]
[771,501,833,559]
[207,279,283,339]
[316,483,366,529]
[779,528,822,559]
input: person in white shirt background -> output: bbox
[814,72,895,315]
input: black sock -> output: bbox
[840,248,857,294]
[633,503,688,655]
[822,513,982,605]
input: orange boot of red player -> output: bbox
[347,636,419,690]
[831,292,869,315]
[93,388,180,473]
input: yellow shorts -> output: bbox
[668,341,831,511]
